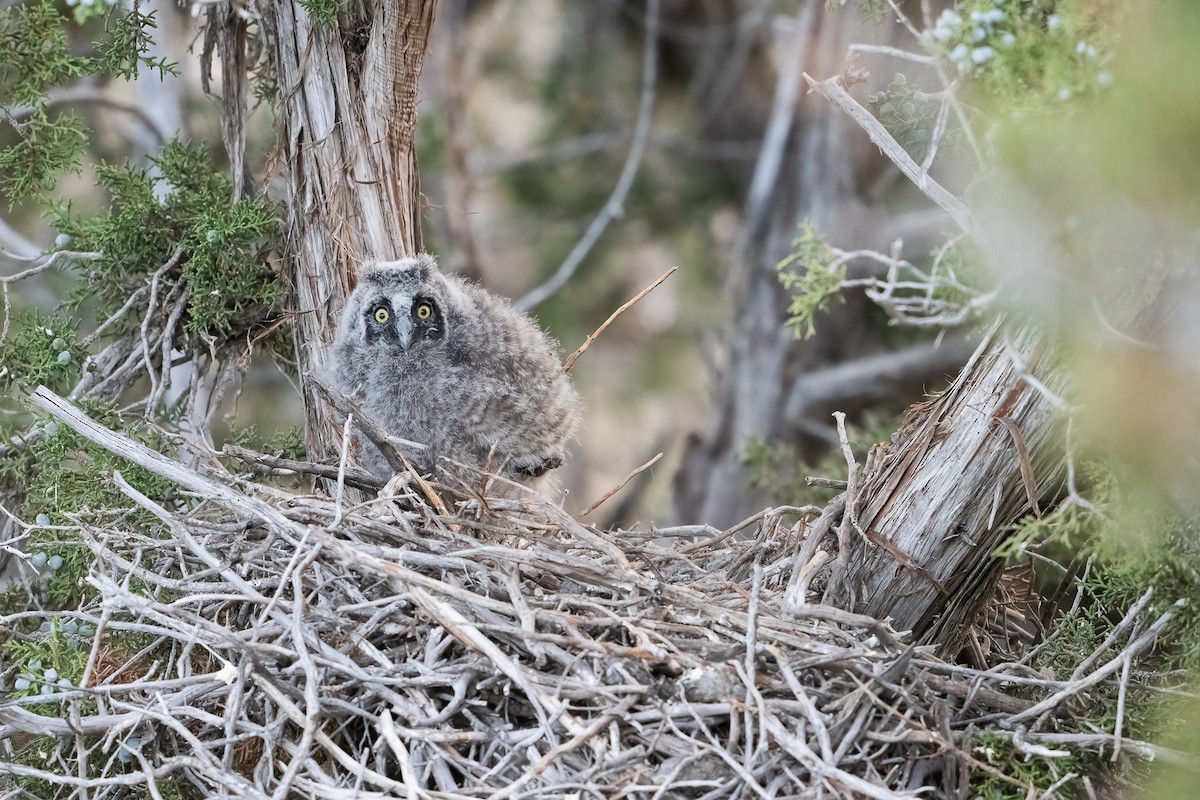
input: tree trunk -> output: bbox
[826,324,1063,655]
[669,3,932,527]
[259,0,438,469]
[660,1,1060,649]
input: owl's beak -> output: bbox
[395,316,414,350]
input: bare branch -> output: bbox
[517,0,660,310]
[803,72,980,239]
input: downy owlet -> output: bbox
[329,254,581,493]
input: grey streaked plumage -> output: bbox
[329,254,581,492]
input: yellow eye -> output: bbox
[415,302,433,320]
[373,307,390,324]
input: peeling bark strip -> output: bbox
[828,325,1063,653]
[259,0,438,467]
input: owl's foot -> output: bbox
[514,455,563,478]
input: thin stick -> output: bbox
[805,476,848,490]
[221,444,383,490]
[803,72,980,239]
[1111,650,1132,761]
[728,0,818,284]
[577,452,663,518]
[1010,603,1179,726]
[330,413,354,528]
[563,266,677,372]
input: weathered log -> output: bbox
[826,324,1064,654]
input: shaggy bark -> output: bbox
[826,325,1064,654]
[258,0,438,469]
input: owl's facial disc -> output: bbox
[365,294,443,351]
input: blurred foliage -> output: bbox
[868,73,944,157]
[0,0,178,201]
[807,2,1200,790]
[929,0,1119,111]
[927,237,987,307]
[829,0,893,20]
[986,458,1200,796]
[1140,696,1200,800]
[982,0,1200,501]
[464,3,732,359]
[776,220,846,340]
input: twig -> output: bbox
[1111,649,1132,761]
[577,452,663,518]
[309,375,427,473]
[137,249,186,411]
[221,444,383,490]
[1008,602,1179,726]
[786,604,901,651]
[330,413,354,528]
[6,85,171,147]
[517,0,660,310]
[880,0,925,41]
[0,249,102,280]
[1004,337,1068,411]
[847,43,934,64]
[1069,588,1154,681]
[743,560,763,772]
[486,697,639,800]
[825,412,860,605]
[919,88,952,175]
[562,266,677,372]
[803,72,980,239]
[805,477,848,489]
[377,707,420,800]
[1,250,104,344]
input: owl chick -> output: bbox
[329,254,581,492]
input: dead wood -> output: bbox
[823,324,1066,655]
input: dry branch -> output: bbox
[517,0,661,311]
[801,73,979,238]
[562,266,677,372]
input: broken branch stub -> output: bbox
[825,324,1065,654]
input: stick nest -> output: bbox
[0,391,1176,799]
